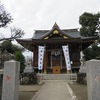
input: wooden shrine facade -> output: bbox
[16,23,98,73]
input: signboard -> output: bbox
[62,45,71,70]
[38,46,45,70]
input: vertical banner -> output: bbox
[38,46,45,70]
[62,45,71,70]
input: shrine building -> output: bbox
[16,23,98,74]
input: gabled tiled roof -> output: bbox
[33,30,49,39]
[62,30,81,38]
[33,23,81,39]
[33,29,81,39]
[16,23,98,51]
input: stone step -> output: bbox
[37,74,77,80]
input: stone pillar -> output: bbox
[0,74,3,100]
[2,60,20,100]
[86,59,100,100]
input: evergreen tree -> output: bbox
[83,43,100,60]
[79,12,100,36]
[1,40,25,73]
[14,51,25,73]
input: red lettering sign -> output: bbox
[95,76,100,82]
[5,75,11,81]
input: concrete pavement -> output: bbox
[31,80,78,100]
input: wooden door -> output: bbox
[53,66,60,74]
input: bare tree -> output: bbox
[0,3,25,41]
[0,27,25,41]
[0,2,12,27]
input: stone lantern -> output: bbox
[0,48,14,69]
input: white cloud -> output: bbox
[0,0,100,39]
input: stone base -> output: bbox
[79,64,86,73]
[67,70,71,74]
[24,67,34,73]
[43,70,47,74]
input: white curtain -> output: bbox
[62,45,71,70]
[38,46,45,70]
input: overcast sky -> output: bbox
[0,0,100,39]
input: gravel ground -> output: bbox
[69,83,88,100]
[0,81,42,100]
[19,84,42,100]
[0,85,39,100]
[19,91,36,100]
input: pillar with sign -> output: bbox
[87,60,100,100]
[2,60,20,100]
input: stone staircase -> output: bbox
[37,74,77,80]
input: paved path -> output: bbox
[31,80,77,100]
